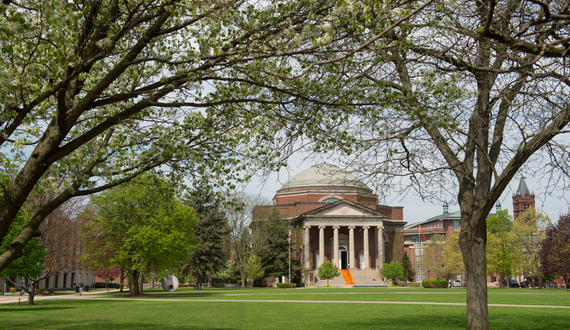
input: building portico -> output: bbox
[301,202,387,271]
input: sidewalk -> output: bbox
[0,288,120,305]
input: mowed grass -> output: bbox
[1,288,569,329]
[97,287,570,306]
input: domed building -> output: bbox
[255,163,405,286]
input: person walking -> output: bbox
[79,282,84,295]
[448,279,452,288]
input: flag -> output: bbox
[288,225,291,243]
[419,225,426,242]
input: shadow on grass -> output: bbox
[0,306,75,312]
[3,320,234,330]
[489,307,570,329]
[103,291,227,299]
[348,314,466,330]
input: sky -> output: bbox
[242,155,570,225]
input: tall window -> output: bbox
[454,221,460,231]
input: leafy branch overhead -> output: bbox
[0,0,402,271]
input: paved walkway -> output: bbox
[1,290,569,309]
[0,289,120,305]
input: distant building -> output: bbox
[513,177,535,220]
[404,203,463,282]
[254,163,405,286]
[404,203,500,283]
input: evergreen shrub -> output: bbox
[422,280,448,288]
[277,283,296,288]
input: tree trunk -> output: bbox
[26,283,35,305]
[138,272,144,294]
[462,220,489,330]
[195,274,202,290]
[240,272,246,289]
[463,235,489,329]
[119,272,125,292]
[128,269,142,296]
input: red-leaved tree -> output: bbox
[92,266,122,292]
[540,215,570,288]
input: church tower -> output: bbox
[512,177,535,220]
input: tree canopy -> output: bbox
[317,260,340,286]
[422,234,446,280]
[401,251,415,283]
[0,210,44,282]
[381,261,404,285]
[513,208,551,280]
[84,174,196,295]
[255,212,299,281]
[443,233,464,278]
[0,0,375,272]
[540,214,570,285]
[245,254,265,288]
[486,211,516,287]
[184,183,229,290]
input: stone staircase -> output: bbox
[350,269,386,286]
[313,269,386,287]
[341,269,355,285]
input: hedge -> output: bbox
[422,280,448,288]
[277,283,296,288]
[94,282,120,289]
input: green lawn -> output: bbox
[97,287,570,306]
[1,287,568,329]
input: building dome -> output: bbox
[280,163,368,190]
[268,163,389,219]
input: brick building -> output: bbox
[254,163,405,286]
[513,177,535,220]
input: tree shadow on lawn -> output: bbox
[6,320,234,330]
[110,292,227,299]
[489,307,570,330]
[348,314,466,330]
[0,306,74,313]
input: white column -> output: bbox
[304,226,311,270]
[333,226,339,268]
[319,226,325,268]
[363,226,370,269]
[349,226,355,269]
[378,225,384,269]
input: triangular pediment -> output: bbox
[302,200,385,218]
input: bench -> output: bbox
[224,283,240,289]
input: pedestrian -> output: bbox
[448,279,452,288]
[79,282,84,295]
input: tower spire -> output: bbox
[513,176,535,220]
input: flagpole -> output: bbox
[419,225,422,288]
